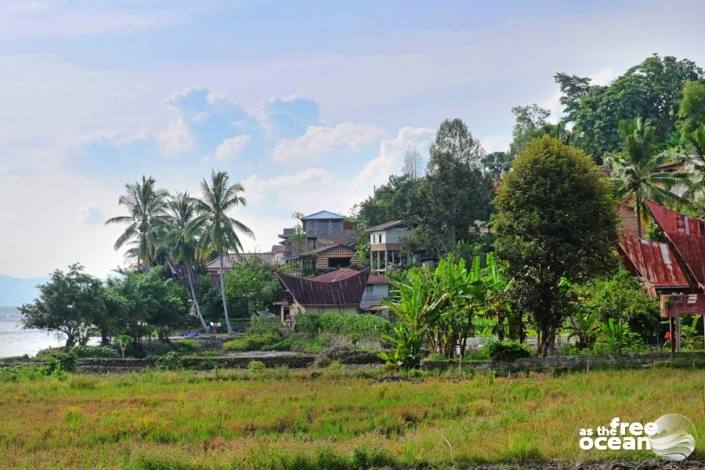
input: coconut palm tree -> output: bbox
[195,171,254,335]
[605,118,689,238]
[679,125,705,200]
[105,176,168,269]
[162,191,209,332]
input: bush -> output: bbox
[249,312,281,334]
[70,345,119,358]
[155,352,183,370]
[487,340,532,362]
[43,350,78,374]
[175,339,199,353]
[223,333,281,351]
[297,313,390,342]
[247,360,265,371]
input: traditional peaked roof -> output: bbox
[276,269,370,307]
[618,235,689,289]
[365,220,405,232]
[311,268,390,285]
[301,210,345,220]
[646,200,705,289]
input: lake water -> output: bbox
[0,307,65,358]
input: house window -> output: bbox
[365,285,373,293]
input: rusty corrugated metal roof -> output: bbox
[646,200,705,289]
[311,268,359,282]
[276,268,370,307]
[618,235,690,289]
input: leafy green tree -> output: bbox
[424,118,493,254]
[114,334,133,359]
[568,270,660,343]
[604,118,689,237]
[196,170,254,335]
[481,151,512,180]
[223,258,282,317]
[557,54,703,161]
[493,136,619,356]
[105,176,169,269]
[162,191,208,331]
[509,104,551,158]
[20,264,106,348]
[104,267,187,342]
[678,81,705,135]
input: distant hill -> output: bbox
[0,275,47,307]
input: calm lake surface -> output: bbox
[0,307,65,358]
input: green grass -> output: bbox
[0,367,704,469]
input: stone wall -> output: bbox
[421,352,705,374]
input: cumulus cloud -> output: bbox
[157,117,194,155]
[271,122,386,162]
[211,134,251,161]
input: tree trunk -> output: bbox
[636,199,643,238]
[219,253,234,335]
[538,327,556,358]
[186,264,209,332]
[65,332,75,349]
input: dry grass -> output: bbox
[0,367,703,469]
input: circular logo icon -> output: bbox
[649,413,697,462]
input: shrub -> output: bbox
[70,345,119,358]
[175,339,199,353]
[295,315,321,335]
[155,352,183,370]
[249,312,281,334]
[247,360,265,371]
[317,313,391,341]
[43,350,78,374]
[487,340,532,362]
[223,333,281,351]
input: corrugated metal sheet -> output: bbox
[312,268,359,282]
[276,268,370,307]
[618,235,690,289]
[646,200,705,288]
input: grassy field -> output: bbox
[1,367,704,469]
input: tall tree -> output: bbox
[604,118,689,237]
[678,81,705,136]
[558,54,704,161]
[196,171,254,335]
[20,264,106,348]
[163,192,209,331]
[509,104,551,158]
[402,145,422,179]
[493,136,619,356]
[425,118,492,254]
[105,176,168,269]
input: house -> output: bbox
[282,244,361,274]
[275,268,370,323]
[311,268,390,311]
[279,210,357,257]
[366,220,412,273]
[618,200,705,351]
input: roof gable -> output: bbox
[277,269,370,306]
[301,210,345,220]
[618,235,689,289]
[647,200,705,289]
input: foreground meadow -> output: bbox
[0,367,703,469]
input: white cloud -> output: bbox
[352,126,434,190]
[157,117,194,155]
[480,135,510,154]
[211,134,251,161]
[271,122,386,162]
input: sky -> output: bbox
[1,0,705,279]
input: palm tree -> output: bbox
[605,118,689,238]
[196,171,254,335]
[105,176,168,268]
[680,125,705,200]
[162,192,209,332]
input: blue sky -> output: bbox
[1,0,705,278]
